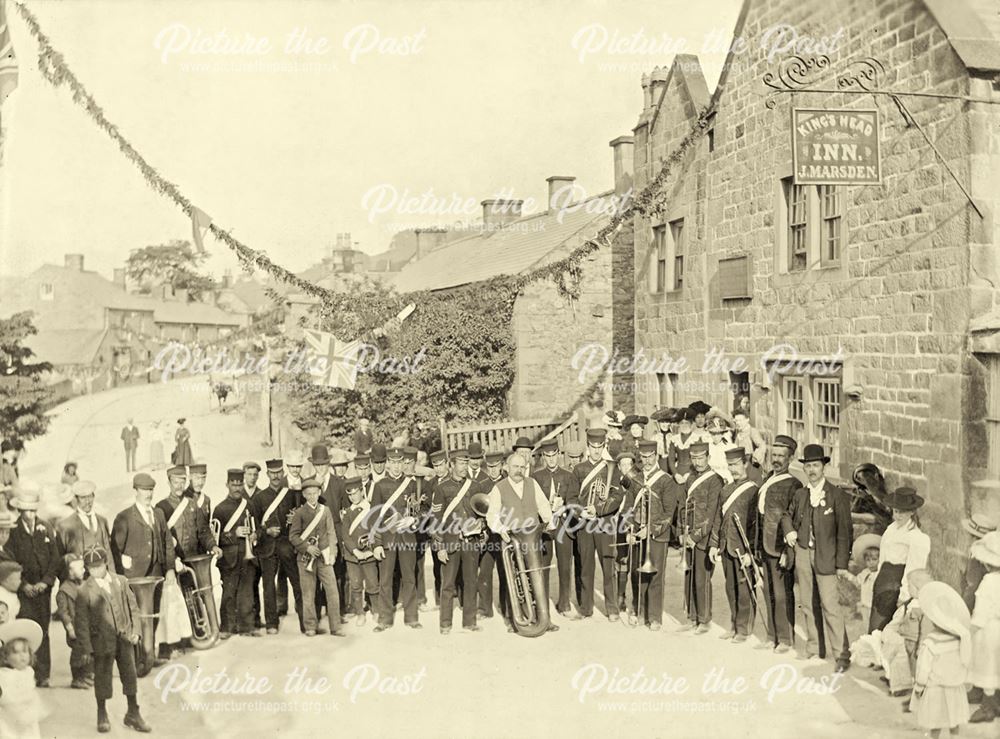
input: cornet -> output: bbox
[305,535,320,572]
[243,514,256,561]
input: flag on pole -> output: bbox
[302,329,363,390]
[191,206,213,254]
[0,0,18,106]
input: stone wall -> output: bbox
[632,0,998,584]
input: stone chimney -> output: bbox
[609,136,635,197]
[113,268,126,287]
[649,66,669,111]
[414,228,446,261]
[175,288,189,303]
[481,199,523,230]
[641,72,652,113]
[65,254,85,271]
[221,269,233,289]
[546,176,576,211]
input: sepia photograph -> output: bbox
[0,0,999,736]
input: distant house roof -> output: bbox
[228,279,272,312]
[26,328,107,366]
[392,194,615,292]
[152,300,243,326]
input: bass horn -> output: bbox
[180,553,220,650]
[127,575,164,677]
[469,489,551,637]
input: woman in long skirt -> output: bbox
[148,421,165,470]
[869,486,931,632]
[173,418,194,467]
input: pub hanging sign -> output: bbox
[792,108,881,186]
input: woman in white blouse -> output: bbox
[868,486,931,633]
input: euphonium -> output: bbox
[180,553,220,650]
[127,575,163,677]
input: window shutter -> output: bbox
[718,256,751,301]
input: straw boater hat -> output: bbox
[970,530,1000,568]
[10,483,41,511]
[851,533,882,564]
[0,618,44,651]
[916,581,972,665]
[962,512,997,539]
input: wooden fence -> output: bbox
[439,415,584,467]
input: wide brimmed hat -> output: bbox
[851,533,882,564]
[970,531,1000,568]
[688,400,712,417]
[0,619,44,651]
[622,415,648,429]
[917,581,972,665]
[330,449,350,466]
[71,480,97,497]
[650,407,673,423]
[10,488,40,510]
[962,512,997,539]
[798,444,830,465]
[883,486,924,512]
[603,411,624,428]
[285,449,305,467]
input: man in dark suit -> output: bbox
[111,473,176,658]
[212,469,260,637]
[250,459,299,634]
[782,443,853,672]
[120,419,140,473]
[753,435,802,653]
[0,508,18,563]
[56,480,116,577]
[75,545,150,733]
[531,439,580,619]
[678,442,724,634]
[8,486,60,686]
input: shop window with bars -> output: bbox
[820,185,842,266]
[671,219,684,290]
[787,181,808,271]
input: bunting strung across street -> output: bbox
[11,0,713,307]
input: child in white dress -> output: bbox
[968,531,1000,724]
[0,619,46,739]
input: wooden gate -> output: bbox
[439,415,583,467]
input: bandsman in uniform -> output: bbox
[614,449,637,614]
[402,447,434,612]
[288,477,344,637]
[572,428,625,622]
[252,458,304,633]
[56,481,116,576]
[622,440,678,630]
[477,450,508,621]
[678,442,723,633]
[752,435,800,653]
[433,450,481,634]
[184,462,212,538]
[485,453,559,633]
[155,465,219,656]
[111,473,176,660]
[340,476,378,626]
[424,450,450,606]
[211,469,260,638]
[709,447,759,643]
[370,447,421,631]
[276,450,306,618]
[531,440,579,619]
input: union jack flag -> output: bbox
[0,0,17,106]
[302,329,363,390]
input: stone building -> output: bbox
[628,0,1000,580]
[394,157,635,419]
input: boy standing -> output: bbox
[56,552,93,688]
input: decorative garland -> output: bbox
[12,0,713,307]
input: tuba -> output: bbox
[127,575,163,677]
[500,528,551,638]
[180,553,220,650]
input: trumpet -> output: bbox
[305,535,320,572]
[244,514,256,561]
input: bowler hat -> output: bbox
[851,533,882,564]
[512,437,532,451]
[961,512,998,539]
[798,444,830,465]
[615,450,635,463]
[370,444,388,463]
[485,450,505,465]
[467,442,484,459]
[883,486,924,512]
[310,445,331,465]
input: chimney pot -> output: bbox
[113,268,126,287]
[546,176,576,212]
[609,136,635,197]
[64,254,85,271]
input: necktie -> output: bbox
[90,513,97,532]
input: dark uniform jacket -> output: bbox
[112,504,175,578]
[340,502,376,563]
[682,468,724,551]
[75,574,140,656]
[320,475,348,537]
[288,503,338,564]
[572,459,625,541]
[155,495,214,562]
[370,475,418,547]
[531,466,578,533]
[8,518,60,588]
[782,479,853,576]
[431,476,478,552]
[711,478,758,557]
[249,483,298,559]
[640,466,680,543]
[211,495,256,570]
[753,470,802,558]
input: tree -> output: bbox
[0,312,54,443]
[126,240,217,301]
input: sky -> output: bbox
[0,0,743,280]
